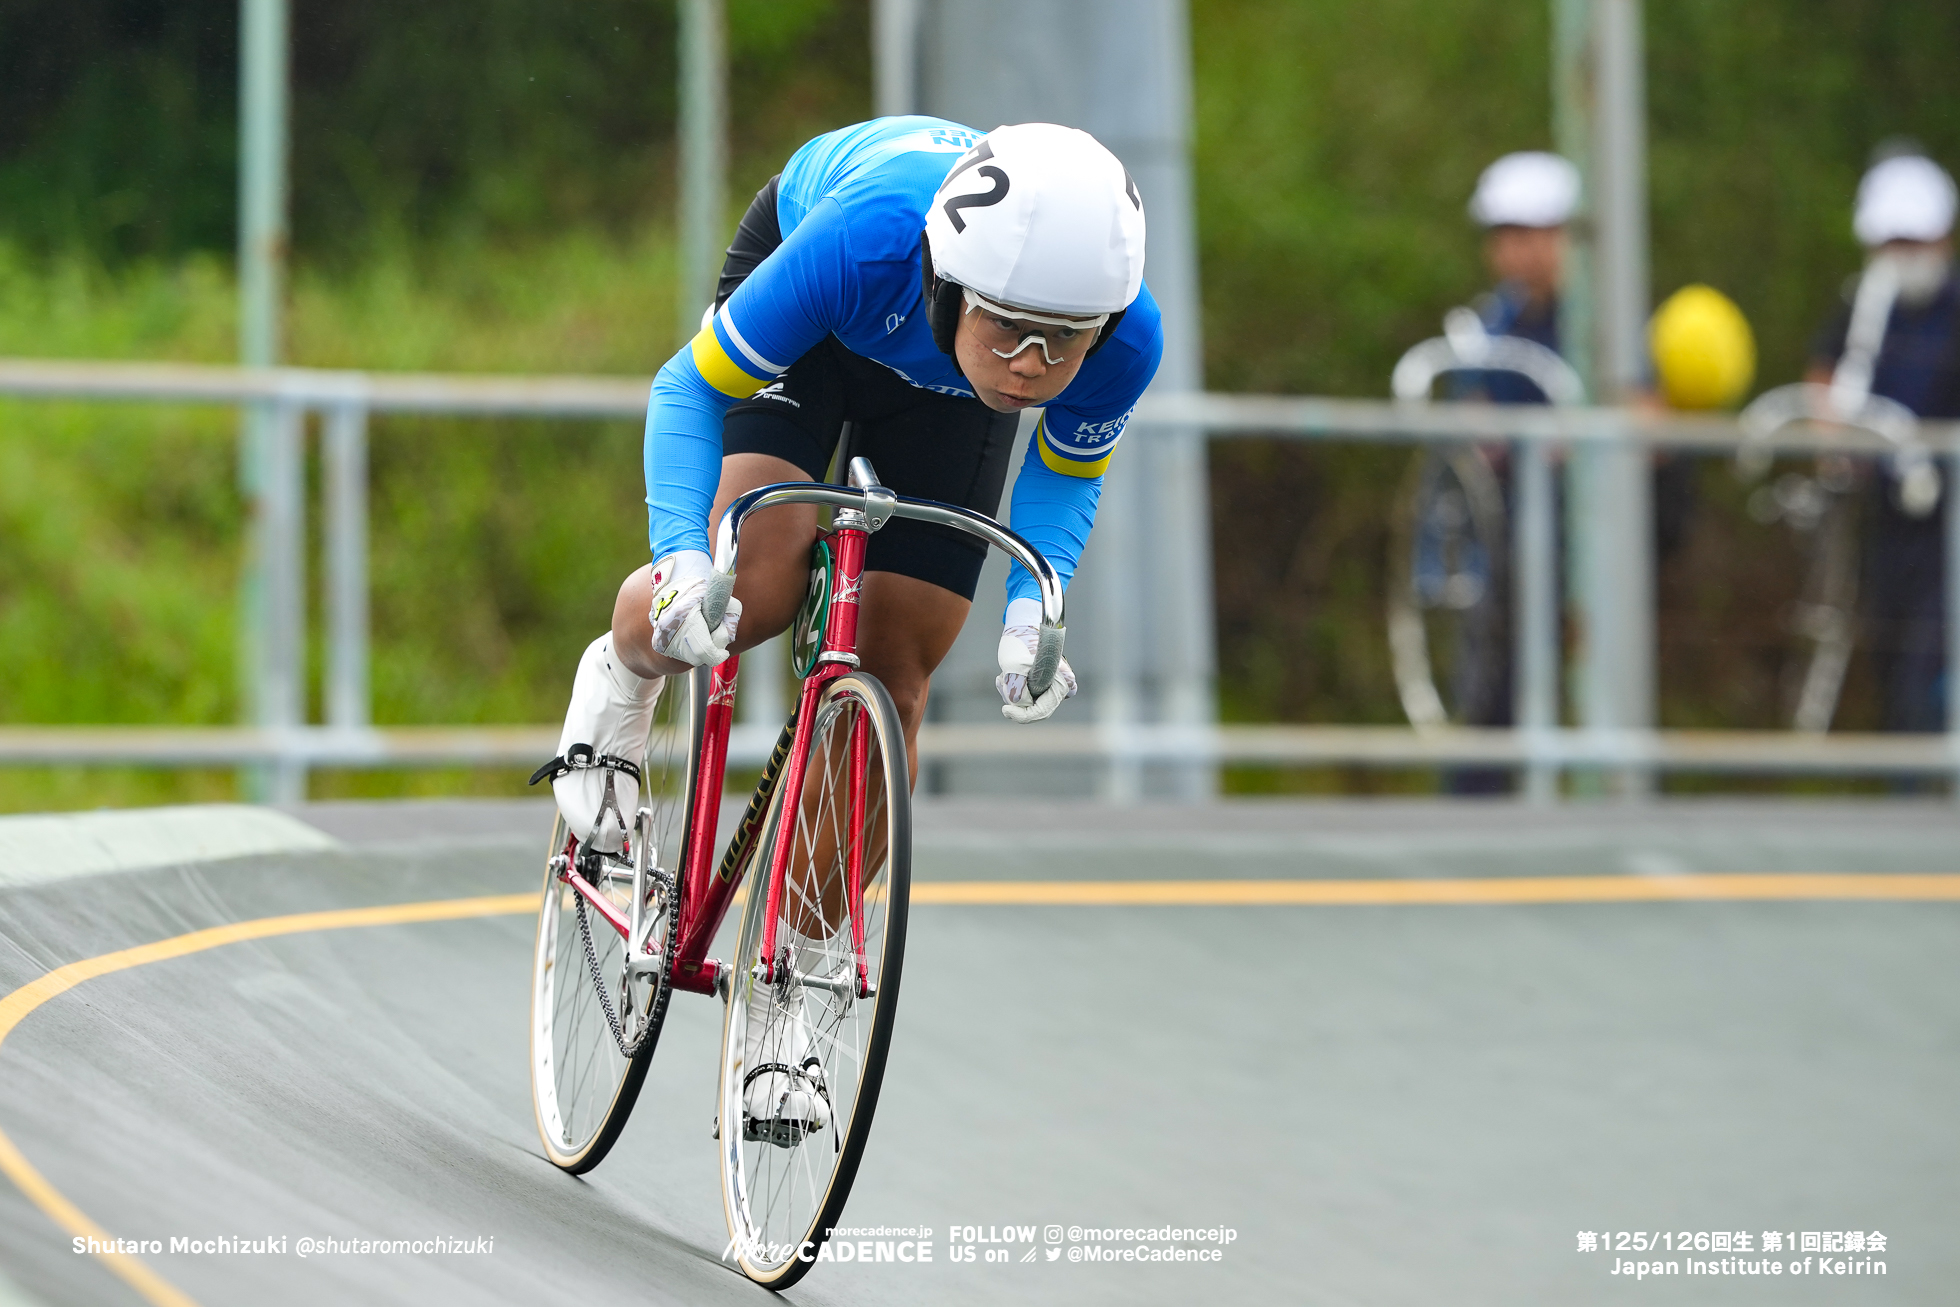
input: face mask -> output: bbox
[1874,247,1952,306]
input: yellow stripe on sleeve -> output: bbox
[1036,428,1115,478]
[689,326,773,398]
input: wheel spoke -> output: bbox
[531,669,697,1170]
[720,676,910,1286]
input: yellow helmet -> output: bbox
[1649,284,1756,410]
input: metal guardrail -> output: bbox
[1,723,1955,775]
[10,357,1959,444]
[6,356,1960,799]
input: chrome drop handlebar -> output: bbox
[700,460,1067,695]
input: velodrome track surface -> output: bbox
[0,797,1956,1305]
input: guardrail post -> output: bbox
[1097,456,1145,804]
[1947,450,1960,800]
[241,398,307,802]
[1566,429,1655,798]
[1147,424,1219,799]
[1514,437,1560,800]
[324,402,370,731]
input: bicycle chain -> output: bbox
[572,863,669,1061]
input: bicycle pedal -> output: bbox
[743,1115,818,1149]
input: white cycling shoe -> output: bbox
[742,978,832,1148]
[530,633,663,856]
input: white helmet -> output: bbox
[924,123,1146,318]
[1469,151,1580,229]
[1854,154,1957,246]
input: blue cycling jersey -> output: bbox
[1812,275,1960,420]
[1442,282,1560,404]
[645,116,1164,607]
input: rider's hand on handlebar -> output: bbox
[995,600,1075,724]
[649,550,742,667]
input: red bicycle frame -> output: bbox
[557,464,1066,1003]
[666,520,870,995]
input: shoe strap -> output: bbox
[743,1058,829,1099]
[527,742,643,787]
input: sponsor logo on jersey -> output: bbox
[1037,411,1122,478]
[754,381,801,408]
[925,127,981,151]
[1071,412,1131,446]
[873,357,973,399]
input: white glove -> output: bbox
[649,549,742,666]
[995,599,1076,724]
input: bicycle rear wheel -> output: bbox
[531,667,703,1172]
[717,672,910,1288]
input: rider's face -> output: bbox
[1483,224,1565,304]
[955,304,1091,413]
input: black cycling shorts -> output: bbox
[715,177,1018,602]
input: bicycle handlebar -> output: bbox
[703,480,1069,695]
[1737,381,1941,517]
[1391,307,1588,407]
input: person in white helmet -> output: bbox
[1806,143,1959,737]
[1460,150,1578,401]
[530,117,1161,1145]
[1414,152,1578,792]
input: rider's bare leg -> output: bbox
[611,454,818,681]
[855,573,966,786]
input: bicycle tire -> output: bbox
[1387,444,1510,727]
[716,672,911,1288]
[530,666,705,1172]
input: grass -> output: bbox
[0,232,683,812]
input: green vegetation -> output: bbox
[0,236,681,811]
[3,0,1958,808]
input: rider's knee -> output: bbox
[728,569,803,653]
[609,565,661,677]
[870,665,932,731]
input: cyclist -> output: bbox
[1418,152,1578,791]
[533,117,1159,1140]
[1805,147,1959,736]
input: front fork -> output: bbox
[669,655,743,995]
[757,527,874,997]
[661,527,876,999]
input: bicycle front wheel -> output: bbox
[1387,444,1510,727]
[531,666,703,1172]
[717,672,911,1288]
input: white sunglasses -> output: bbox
[962,287,1109,364]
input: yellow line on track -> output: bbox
[907,873,1960,905]
[4,872,1957,1304]
[0,892,533,1307]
